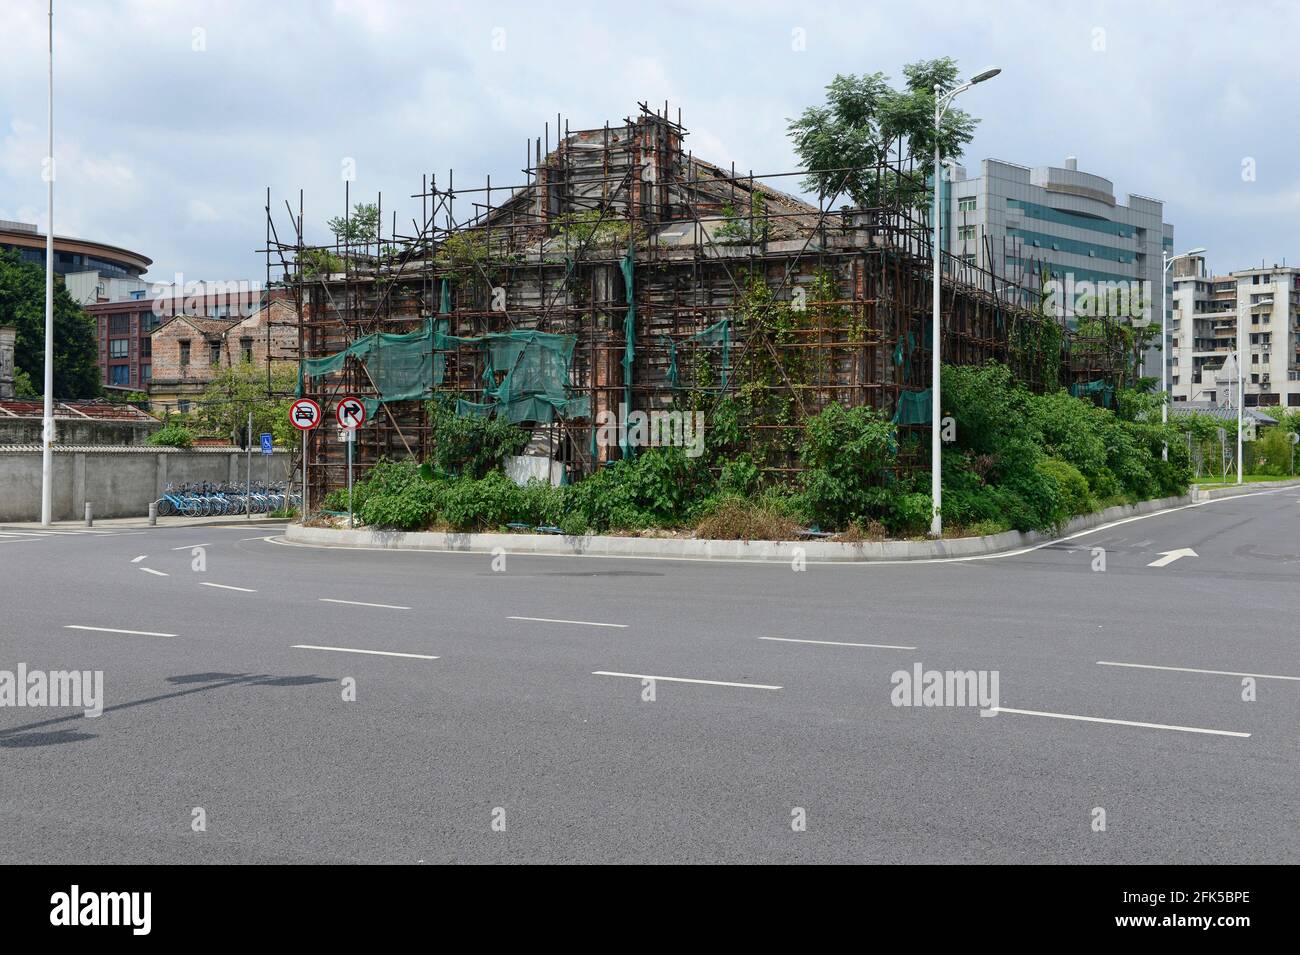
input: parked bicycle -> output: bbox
[154,481,301,518]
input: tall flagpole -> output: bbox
[40,0,55,525]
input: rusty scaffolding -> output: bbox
[261,103,1128,506]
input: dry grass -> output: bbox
[694,498,802,541]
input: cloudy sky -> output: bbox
[1,0,1295,284]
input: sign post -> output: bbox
[336,397,366,528]
[260,433,273,498]
[289,398,322,517]
[245,410,253,520]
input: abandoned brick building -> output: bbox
[266,105,1127,503]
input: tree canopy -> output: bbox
[787,58,980,208]
[0,250,102,398]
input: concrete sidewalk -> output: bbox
[0,513,288,531]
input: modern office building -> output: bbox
[942,157,1174,377]
[1170,256,1300,408]
[0,219,151,300]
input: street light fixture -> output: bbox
[931,67,1000,538]
[1160,246,1207,460]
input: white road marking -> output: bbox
[760,636,916,650]
[172,542,213,550]
[1147,548,1198,568]
[593,670,782,690]
[0,537,40,544]
[199,582,258,593]
[319,598,411,610]
[139,567,168,577]
[131,555,147,563]
[65,625,177,637]
[509,615,626,629]
[987,706,1249,738]
[240,536,277,541]
[292,644,438,660]
[1097,660,1300,682]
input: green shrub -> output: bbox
[1248,426,1295,477]
[1036,456,1094,523]
[440,471,522,530]
[797,403,896,529]
[147,424,194,448]
[429,398,530,479]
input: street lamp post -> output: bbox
[40,0,55,525]
[1160,246,1206,460]
[1237,297,1271,485]
[931,67,1000,538]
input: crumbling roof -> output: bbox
[0,399,156,421]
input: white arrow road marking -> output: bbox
[988,706,1249,738]
[1147,548,1198,567]
[593,671,782,690]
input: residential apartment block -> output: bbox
[943,157,1174,377]
[1170,256,1300,408]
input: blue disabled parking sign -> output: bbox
[260,433,273,454]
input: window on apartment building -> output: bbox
[109,338,129,359]
[179,340,190,366]
[141,365,152,382]
[958,197,977,212]
[110,365,130,386]
[110,314,130,335]
[140,337,151,358]
[240,337,253,363]
[958,225,976,241]
[210,341,222,365]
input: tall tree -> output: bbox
[788,58,980,208]
[0,250,101,398]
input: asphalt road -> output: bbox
[0,488,1297,864]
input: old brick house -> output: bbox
[149,297,297,413]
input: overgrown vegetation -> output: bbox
[788,58,979,208]
[147,422,195,448]
[332,361,1190,540]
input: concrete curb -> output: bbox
[1190,476,1300,501]
[282,492,1212,563]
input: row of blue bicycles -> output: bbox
[155,482,301,517]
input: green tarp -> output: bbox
[892,388,932,425]
[299,318,434,418]
[661,318,731,391]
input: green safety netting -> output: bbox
[892,388,932,425]
[619,249,636,456]
[661,318,731,390]
[435,327,591,425]
[299,318,434,418]
[1070,379,1115,408]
